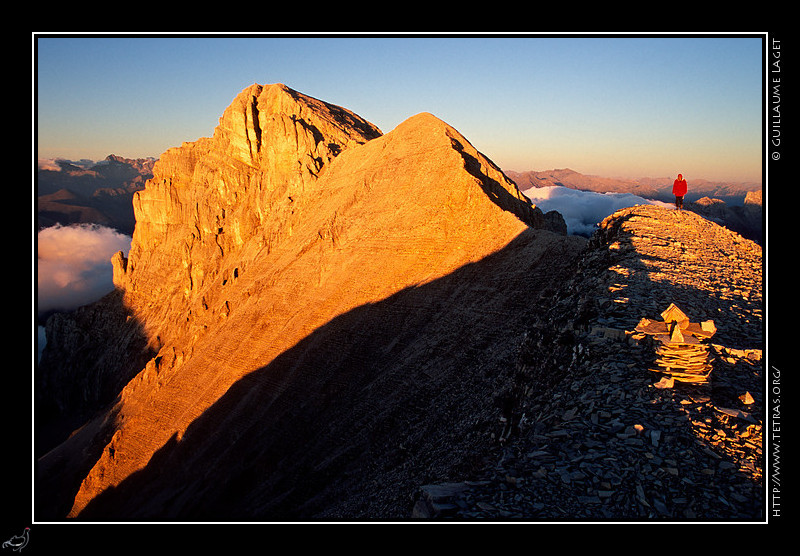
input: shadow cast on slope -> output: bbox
[447,133,550,230]
[584,209,764,413]
[589,208,763,346]
[73,228,583,521]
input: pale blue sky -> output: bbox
[35,33,764,183]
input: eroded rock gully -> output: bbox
[413,205,764,520]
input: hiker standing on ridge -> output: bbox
[673,173,688,210]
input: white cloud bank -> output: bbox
[37,158,99,171]
[524,186,674,236]
[36,223,132,316]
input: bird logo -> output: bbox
[2,528,29,552]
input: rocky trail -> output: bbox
[412,205,764,520]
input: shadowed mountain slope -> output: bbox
[72,230,583,520]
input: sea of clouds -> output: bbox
[37,223,132,316]
[36,223,132,361]
[523,185,674,236]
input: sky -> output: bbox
[35,33,765,183]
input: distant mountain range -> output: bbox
[37,156,762,240]
[37,155,155,235]
[505,168,761,206]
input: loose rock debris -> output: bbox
[634,303,716,385]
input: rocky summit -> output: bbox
[36,84,763,522]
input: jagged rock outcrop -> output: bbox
[37,83,572,520]
[36,290,155,456]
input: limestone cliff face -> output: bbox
[111,83,383,350]
[38,83,572,520]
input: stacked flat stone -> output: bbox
[635,303,717,384]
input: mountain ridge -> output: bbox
[412,204,763,519]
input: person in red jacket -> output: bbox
[672,173,688,210]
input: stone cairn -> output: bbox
[633,303,717,385]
